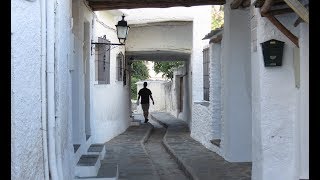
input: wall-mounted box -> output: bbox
[261,39,285,67]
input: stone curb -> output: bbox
[150,114,198,180]
[139,123,161,180]
[141,123,154,144]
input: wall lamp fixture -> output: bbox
[91,15,130,54]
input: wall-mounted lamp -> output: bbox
[91,14,130,54]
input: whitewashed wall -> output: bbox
[251,5,301,180]
[55,0,74,179]
[190,42,224,157]
[297,23,309,179]
[91,10,130,143]
[11,0,45,179]
[219,1,252,162]
[125,21,192,55]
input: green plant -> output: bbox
[211,5,224,30]
[153,61,184,80]
[130,61,149,100]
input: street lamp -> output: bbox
[116,15,130,44]
[91,14,130,54]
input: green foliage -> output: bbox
[131,77,139,100]
[211,5,224,30]
[153,61,184,80]
[130,61,149,100]
[131,60,149,80]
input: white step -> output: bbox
[75,154,101,177]
[74,163,118,180]
[87,144,106,160]
[130,120,141,126]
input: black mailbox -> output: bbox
[261,39,285,67]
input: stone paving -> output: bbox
[150,112,252,180]
[97,112,251,180]
[145,119,189,180]
[97,122,159,180]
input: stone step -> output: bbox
[74,163,118,180]
[87,144,106,160]
[130,120,141,126]
[75,154,101,177]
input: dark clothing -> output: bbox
[138,88,152,104]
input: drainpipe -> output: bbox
[40,0,49,179]
[47,0,59,179]
[53,1,64,178]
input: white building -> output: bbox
[12,1,130,179]
[11,0,309,179]
[192,0,309,179]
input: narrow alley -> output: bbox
[11,0,309,179]
[96,112,251,180]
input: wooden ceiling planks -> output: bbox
[87,0,226,11]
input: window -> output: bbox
[116,52,124,81]
[203,47,210,101]
[95,36,110,84]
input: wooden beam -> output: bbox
[88,0,226,10]
[241,0,251,8]
[230,0,244,9]
[293,17,302,27]
[260,0,273,15]
[209,34,223,43]
[264,14,299,47]
[283,0,309,23]
[261,7,294,16]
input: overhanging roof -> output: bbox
[87,0,226,11]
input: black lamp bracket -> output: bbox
[91,41,125,55]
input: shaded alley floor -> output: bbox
[98,112,251,180]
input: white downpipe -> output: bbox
[47,0,59,179]
[40,0,49,179]
[53,0,64,178]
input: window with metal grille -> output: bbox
[95,37,110,84]
[203,48,210,101]
[116,52,124,81]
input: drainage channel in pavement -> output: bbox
[144,119,190,180]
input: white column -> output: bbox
[221,0,252,162]
[252,8,298,180]
[298,23,309,179]
[210,42,222,139]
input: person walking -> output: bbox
[137,82,155,123]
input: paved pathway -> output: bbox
[150,112,252,180]
[145,119,189,180]
[97,112,251,180]
[97,122,158,180]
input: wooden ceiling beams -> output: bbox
[87,0,226,11]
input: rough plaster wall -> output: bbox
[191,104,214,141]
[164,66,186,119]
[11,1,45,179]
[191,6,211,101]
[92,85,129,143]
[55,0,75,179]
[189,5,212,148]
[122,7,196,24]
[190,43,223,156]
[252,7,299,180]
[126,22,192,53]
[298,23,309,179]
[220,1,252,162]
[193,42,224,157]
[92,10,130,144]
[210,43,222,139]
[251,50,262,180]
